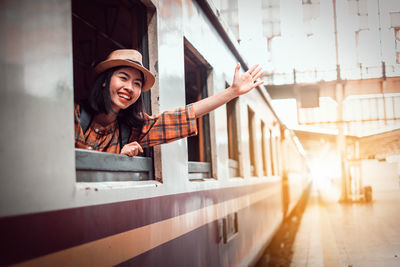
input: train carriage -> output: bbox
[0,0,310,266]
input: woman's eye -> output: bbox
[134,82,142,87]
[120,76,127,81]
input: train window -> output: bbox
[184,40,213,180]
[269,129,275,176]
[247,107,257,176]
[226,94,241,177]
[72,0,155,182]
[275,136,281,176]
[261,121,268,176]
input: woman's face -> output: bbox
[109,67,143,113]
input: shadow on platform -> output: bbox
[256,186,312,267]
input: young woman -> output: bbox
[75,49,264,157]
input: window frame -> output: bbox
[247,106,257,176]
[72,0,157,182]
[183,38,214,180]
[261,120,268,176]
[268,128,275,176]
[226,95,242,178]
[274,132,281,176]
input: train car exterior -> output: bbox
[0,0,310,266]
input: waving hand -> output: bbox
[229,63,264,96]
[192,63,264,118]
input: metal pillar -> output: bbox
[332,0,347,202]
[336,82,348,202]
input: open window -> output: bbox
[274,135,281,176]
[72,0,155,182]
[247,107,257,176]
[261,121,268,176]
[269,129,276,176]
[184,39,213,180]
[226,94,241,177]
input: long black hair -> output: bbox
[84,66,146,129]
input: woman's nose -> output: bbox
[124,83,133,92]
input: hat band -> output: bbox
[126,59,142,66]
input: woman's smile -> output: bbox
[118,91,132,101]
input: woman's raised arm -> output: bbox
[192,63,264,118]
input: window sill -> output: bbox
[188,161,213,180]
[75,149,153,182]
[75,180,162,191]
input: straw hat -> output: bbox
[94,49,155,92]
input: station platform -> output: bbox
[257,182,400,267]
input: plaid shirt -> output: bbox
[74,104,198,154]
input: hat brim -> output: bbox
[94,59,155,92]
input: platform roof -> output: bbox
[294,128,400,160]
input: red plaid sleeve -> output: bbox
[134,104,198,148]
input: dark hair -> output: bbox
[85,66,146,129]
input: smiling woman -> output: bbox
[75,48,264,158]
[75,49,198,156]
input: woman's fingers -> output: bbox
[247,64,260,76]
[233,63,241,82]
[121,142,143,157]
[252,67,264,81]
[136,142,144,153]
[245,65,263,85]
[254,80,264,88]
[230,63,264,96]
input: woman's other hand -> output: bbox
[121,141,144,157]
[229,63,264,96]
[192,63,264,118]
